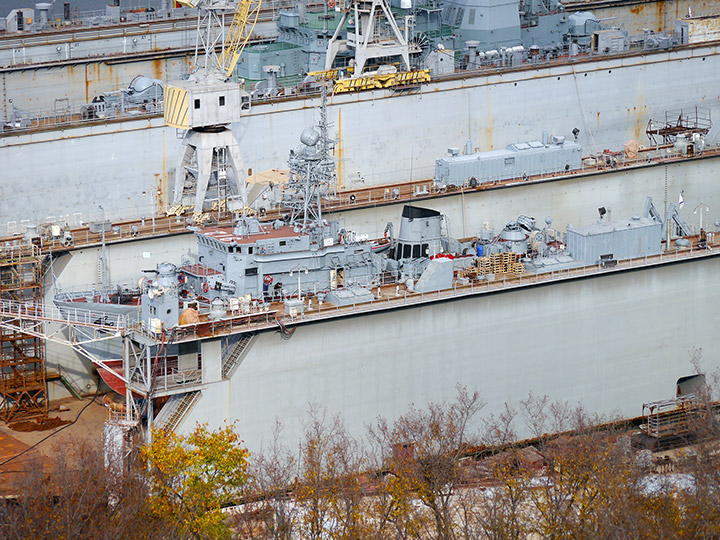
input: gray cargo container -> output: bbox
[434,135,582,188]
[566,216,662,264]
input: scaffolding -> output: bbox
[0,244,47,422]
[646,107,712,146]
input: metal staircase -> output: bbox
[222,332,256,379]
[154,390,200,433]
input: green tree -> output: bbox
[140,422,250,539]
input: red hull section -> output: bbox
[96,360,126,395]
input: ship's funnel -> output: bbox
[35,3,51,26]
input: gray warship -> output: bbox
[48,97,714,450]
[4,0,718,453]
[54,100,471,330]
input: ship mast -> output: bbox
[283,85,337,233]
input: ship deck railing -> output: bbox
[124,351,205,397]
[0,297,131,332]
[3,241,716,351]
[127,240,719,344]
[1,101,159,134]
[3,35,712,136]
[133,309,280,343]
[148,367,203,395]
[54,285,141,303]
[270,242,717,326]
[1,142,716,248]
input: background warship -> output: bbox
[0,0,719,226]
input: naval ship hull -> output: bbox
[2,41,720,227]
[44,184,720,451]
[175,249,720,451]
[43,148,720,403]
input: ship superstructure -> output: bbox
[44,185,719,451]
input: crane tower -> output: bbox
[325,0,411,76]
[164,0,261,220]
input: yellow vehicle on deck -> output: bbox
[332,69,431,94]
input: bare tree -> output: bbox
[234,421,299,540]
[368,385,485,540]
[0,441,178,540]
[295,404,372,540]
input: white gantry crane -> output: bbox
[165,0,262,221]
[325,0,412,76]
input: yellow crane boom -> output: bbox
[220,0,262,79]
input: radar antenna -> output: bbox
[283,84,337,232]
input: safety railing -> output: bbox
[270,242,718,329]
[0,297,132,330]
[2,141,716,243]
[130,241,720,343]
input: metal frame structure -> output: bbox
[325,0,411,76]
[646,107,712,146]
[0,244,47,422]
[168,0,261,221]
[283,86,337,231]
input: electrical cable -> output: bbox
[0,386,101,469]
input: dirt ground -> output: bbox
[0,394,109,494]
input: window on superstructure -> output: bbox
[245,267,258,276]
[468,8,475,25]
[455,8,464,26]
[445,6,455,24]
[412,244,421,258]
[279,240,287,246]
[219,96,225,106]
[422,243,429,256]
[194,99,200,109]
[403,244,412,258]
[248,246,254,254]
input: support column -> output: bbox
[201,338,222,384]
